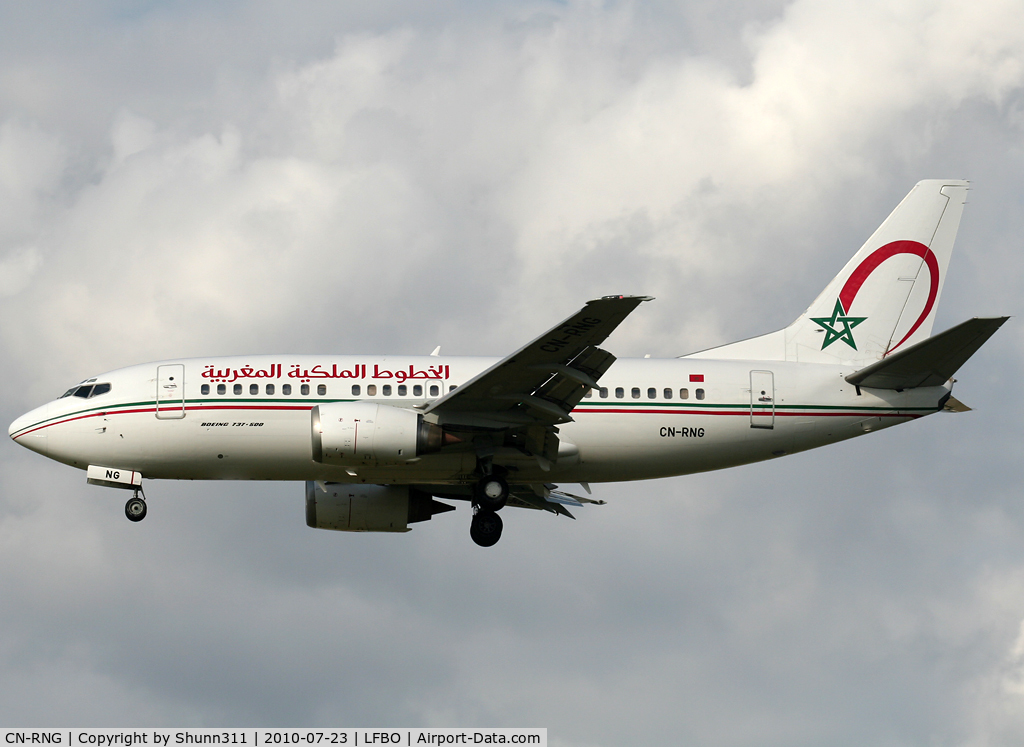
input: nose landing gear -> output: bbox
[124,489,147,522]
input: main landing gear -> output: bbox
[124,489,147,522]
[469,472,509,547]
[474,475,509,512]
[470,507,503,547]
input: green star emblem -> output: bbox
[810,299,867,350]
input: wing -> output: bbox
[506,483,607,518]
[425,295,651,427]
[428,482,607,518]
[423,294,650,470]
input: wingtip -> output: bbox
[594,294,655,302]
[972,315,1011,329]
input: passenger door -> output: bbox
[156,364,186,419]
[750,370,774,429]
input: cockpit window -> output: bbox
[63,383,111,399]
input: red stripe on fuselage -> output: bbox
[11,403,317,439]
[577,408,917,418]
[11,401,921,441]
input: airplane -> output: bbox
[8,180,1008,547]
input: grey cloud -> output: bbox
[1,1,1024,744]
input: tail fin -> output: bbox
[686,180,969,364]
[786,179,969,364]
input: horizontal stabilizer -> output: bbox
[845,316,1008,389]
[943,396,972,412]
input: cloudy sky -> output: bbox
[2,0,1023,743]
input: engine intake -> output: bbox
[311,402,451,465]
[304,482,454,532]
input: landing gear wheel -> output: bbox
[470,509,503,547]
[474,476,509,512]
[125,496,147,522]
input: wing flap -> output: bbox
[532,346,617,415]
[845,316,1008,389]
[506,489,574,517]
[502,483,608,517]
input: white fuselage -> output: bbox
[9,354,948,487]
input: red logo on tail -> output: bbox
[838,241,939,354]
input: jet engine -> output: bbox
[311,402,453,466]
[304,482,454,532]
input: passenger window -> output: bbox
[217,384,226,395]
[317,384,326,396]
[266,384,275,395]
[413,384,423,397]
[450,385,458,392]
[382,384,392,396]
[663,388,672,399]
[282,384,292,395]
[367,384,377,396]
[91,383,111,397]
[398,384,407,396]
[647,387,656,399]
[600,387,608,399]
[584,389,593,398]
[234,384,242,395]
[615,387,624,399]
[631,387,641,399]
[201,384,210,395]
[301,384,310,396]
[250,384,259,395]
[429,385,439,396]
[73,385,93,398]
[696,388,705,400]
[680,388,689,399]
[351,384,361,396]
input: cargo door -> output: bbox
[156,364,186,419]
[750,370,774,429]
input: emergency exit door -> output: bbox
[750,370,774,429]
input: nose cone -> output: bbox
[9,403,49,455]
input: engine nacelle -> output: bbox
[304,482,454,532]
[311,402,447,465]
